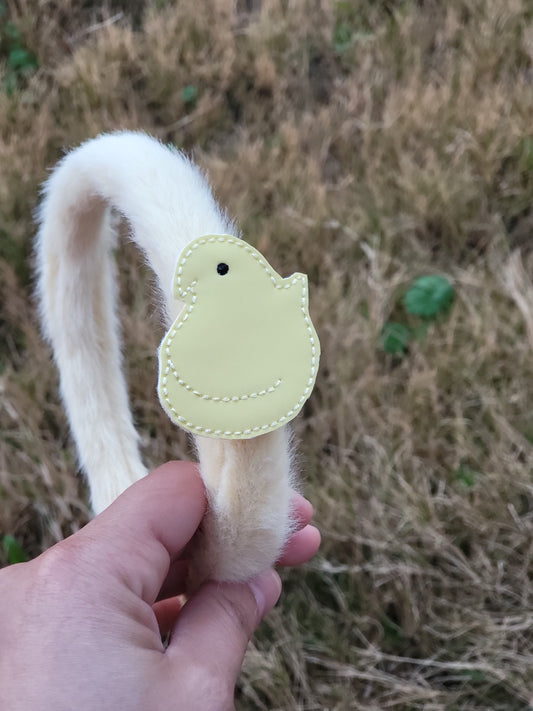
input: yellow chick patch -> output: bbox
[157,235,320,439]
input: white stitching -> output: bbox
[165,359,282,402]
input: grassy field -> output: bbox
[1,0,533,708]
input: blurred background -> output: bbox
[1,1,532,708]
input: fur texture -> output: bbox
[35,131,294,583]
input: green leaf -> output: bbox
[380,321,411,354]
[333,21,352,53]
[2,534,29,564]
[181,84,198,106]
[454,464,478,488]
[4,20,21,42]
[7,47,38,71]
[404,275,454,318]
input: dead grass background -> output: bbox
[1,0,533,708]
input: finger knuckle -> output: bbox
[34,537,87,592]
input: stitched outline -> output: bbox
[159,235,319,438]
[166,358,282,402]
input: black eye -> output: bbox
[217,262,229,275]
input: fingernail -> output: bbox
[248,569,282,622]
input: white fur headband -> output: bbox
[36,131,318,586]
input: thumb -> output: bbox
[167,570,281,688]
[75,461,206,604]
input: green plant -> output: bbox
[0,3,38,95]
[2,534,29,564]
[403,275,455,318]
[380,321,411,355]
[332,0,375,55]
[333,21,353,54]
[180,84,198,107]
[381,275,455,355]
[454,463,479,488]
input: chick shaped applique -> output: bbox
[157,235,320,439]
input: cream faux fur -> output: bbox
[36,131,294,583]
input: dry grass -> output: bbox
[1,0,533,708]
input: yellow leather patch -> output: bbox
[157,235,320,439]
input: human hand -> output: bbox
[0,462,320,711]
